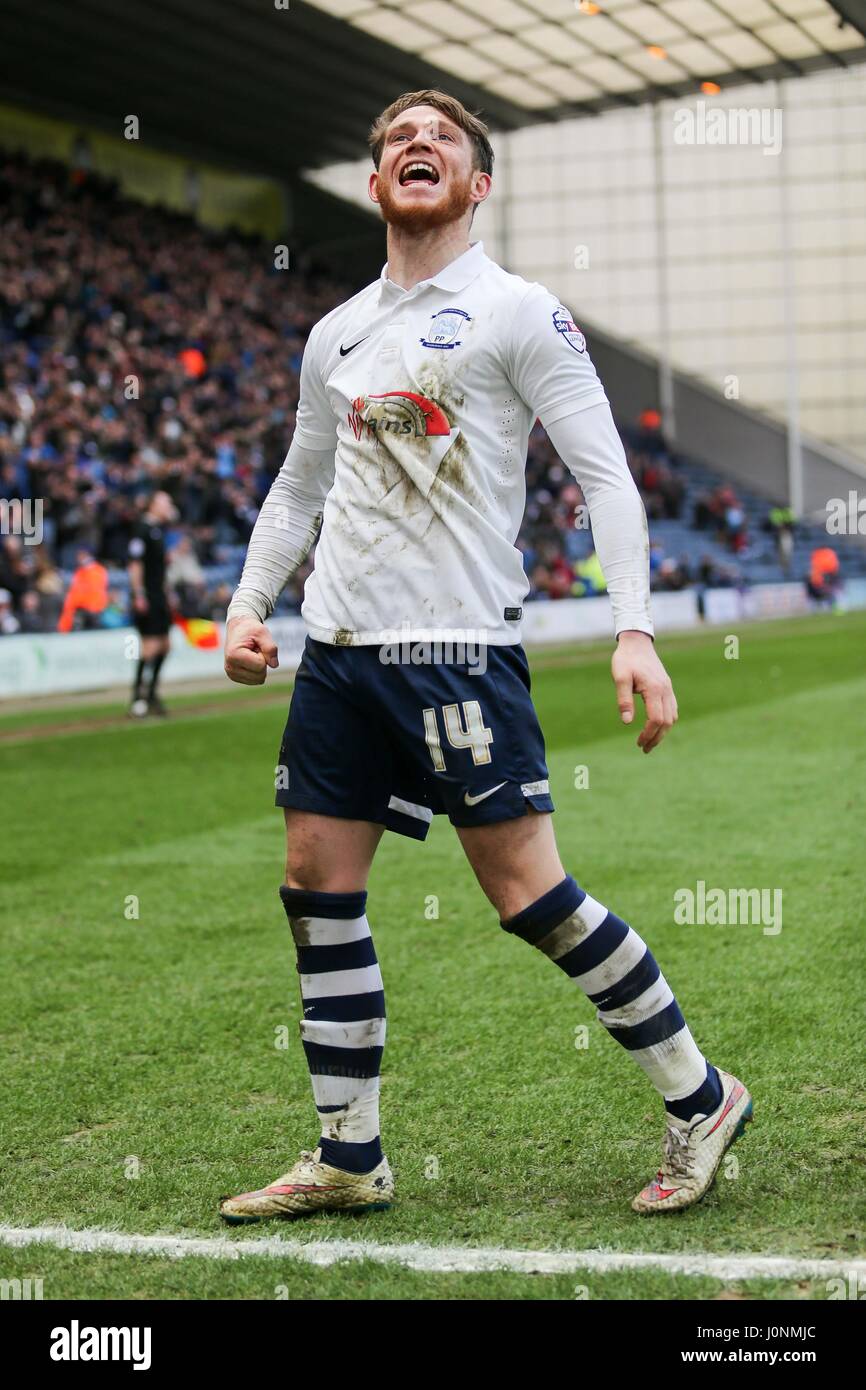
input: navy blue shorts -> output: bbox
[275,637,554,840]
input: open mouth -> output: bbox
[398,161,440,187]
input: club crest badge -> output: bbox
[420,307,471,350]
[552,306,586,354]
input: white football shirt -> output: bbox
[229,240,653,643]
[294,240,612,644]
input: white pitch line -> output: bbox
[0,1225,863,1282]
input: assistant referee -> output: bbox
[127,489,178,717]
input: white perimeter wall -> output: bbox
[4,583,866,699]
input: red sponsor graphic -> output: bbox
[347,390,451,440]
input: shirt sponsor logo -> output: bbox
[420,306,471,350]
[552,306,586,354]
[347,390,451,440]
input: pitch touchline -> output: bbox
[0,1225,862,1281]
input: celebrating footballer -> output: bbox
[220,90,752,1225]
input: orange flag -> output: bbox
[174,616,220,649]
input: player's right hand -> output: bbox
[224,616,279,686]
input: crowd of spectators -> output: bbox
[693,483,749,553]
[0,150,342,633]
[515,408,740,603]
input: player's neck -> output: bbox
[384,222,472,292]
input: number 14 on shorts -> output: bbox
[423,700,494,770]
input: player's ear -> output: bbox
[470,170,492,208]
[367,171,382,206]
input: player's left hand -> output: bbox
[612,630,678,754]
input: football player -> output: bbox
[219,91,751,1223]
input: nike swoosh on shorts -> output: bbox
[464,782,508,807]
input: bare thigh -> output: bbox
[283,810,384,893]
[456,809,566,921]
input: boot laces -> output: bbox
[662,1122,694,1181]
[272,1150,319,1186]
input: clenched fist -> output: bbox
[224,615,280,686]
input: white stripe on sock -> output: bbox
[597,977,674,1030]
[301,1017,386,1050]
[540,892,609,960]
[318,1091,381,1145]
[295,916,371,947]
[310,1074,381,1107]
[301,964,383,999]
[571,926,646,995]
[630,1024,708,1099]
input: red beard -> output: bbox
[375,168,474,231]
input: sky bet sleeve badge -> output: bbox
[420,306,471,349]
[552,305,586,353]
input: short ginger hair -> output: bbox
[368,89,494,177]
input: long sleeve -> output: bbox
[226,437,336,624]
[504,285,652,638]
[545,403,653,638]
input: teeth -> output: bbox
[401,161,437,183]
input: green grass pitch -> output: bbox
[1,612,864,1300]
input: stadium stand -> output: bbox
[1,149,863,637]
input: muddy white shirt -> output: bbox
[229,240,653,643]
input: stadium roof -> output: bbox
[306,0,866,117]
[0,0,864,181]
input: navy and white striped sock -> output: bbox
[280,887,385,1174]
[502,875,723,1122]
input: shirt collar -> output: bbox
[380,240,486,296]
